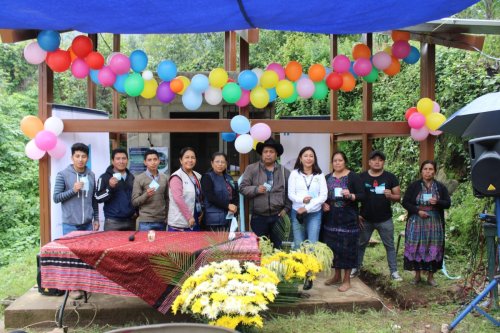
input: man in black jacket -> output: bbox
[95,148,136,230]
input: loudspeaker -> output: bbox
[469,135,500,197]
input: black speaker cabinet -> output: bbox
[469,135,500,197]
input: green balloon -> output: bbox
[283,82,298,103]
[363,67,379,83]
[125,73,145,97]
[222,82,242,104]
[312,81,329,100]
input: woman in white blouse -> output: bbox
[288,146,328,248]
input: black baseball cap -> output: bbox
[368,150,386,160]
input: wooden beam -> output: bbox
[111,34,121,149]
[361,33,373,171]
[86,34,98,109]
[336,133,408,141]
[410,32,484,52]
[235,29,259,44]
[0,29,38,43]
[224,31,237,72]
[330,34,339,156]
[419,42,436,164]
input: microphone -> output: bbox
[128,230,139,241]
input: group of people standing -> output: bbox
[53,138,451,293]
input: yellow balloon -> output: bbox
[20,115,44,139]
[177,76,190,95]
[250,87,270,109]
[252,140,262,150]
[209,68,228,88]
[276,80,294,98]
[384,46,392,56]
[417,98,434,116]
[140,79,159,99]
[260,70,279,89]
[425,113,446,131]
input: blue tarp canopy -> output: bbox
[1,0,479,34]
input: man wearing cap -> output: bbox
[353,150,403,281]
[239,138,291,248]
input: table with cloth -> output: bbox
[40,231,260,314]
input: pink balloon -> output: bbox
[48,138,67,159]
[332,55,350,73]
[266,63,286,80]
[411,127,430,141]
[392,41,411,59]
[372,51,392,70]
[235,89,250,107]
[34,130,57,151]
[353,58,372,76]
[25,139,46,160]
[71,58,90,79]
[98,66,116,87]
[24,41,47,65]
[432,101,440,113]
[430,129,443,136]
[296,77,315,98]
[250,123,272,142]
[109,53,131,75]
[408,113,426,129]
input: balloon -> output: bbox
[191,74,209,93]
[251,68,264,81]
[430,129,443,136]
[362,67,379,83]
[35,130,57,151]
[312,81,328,100]
[340,73,356,92]
[177,76,190,95]
[157,60,177,82]
[417,97,434,115]
[234,134,253,154]
[353,58,372,76]
[411,127,429,141]
[392,40,411,59]
[70,46,80,63]
[204,86,223,105]
[432,101,440,113]
[130,50,148,72]
[405,107,418,120]
[332,55,350,73]
[141,79,158,99]
[391,30,411,42]
[85,51,105,69]
[25,139,46,160]
[124,73,144,97]
[296,77,315,98]
[352,44,371,60]
[283,82,299,103]
[222,82,242,103]
[113,74,128,93]
[408,113,426,129]
[157,81,176,104]
[250,87,270,109]
[266,63,285,80]
[170,78,184,94]
[98,66,116,87]
[372,51,392,70]
[46,49,71,72]
[285,61,303,81]
[47,138,66,159]
[250,123,272,142]
[24,42,47,65]
[383,57,401,76]
[425,113,447,131]
[141,70,153,81]
[384,46,393,56]
[89,69,100,85]
[20,115,44,139]
[222,132,237,142]
[71,58,90,79]
[266,88,276,102]
[252,139,262,150]
[37,30,60,52]
[230,115,251,134]
[260,70,279,89]
[109,53,130,75]
[403,46,420,65]
[349,61,359,79]
[182,87,203,111]
[326,72,343,90]
[209,68,228,88]
[71,35,93,58]
[308,64,326,82]
[44,116,64,136]
[276,80,294,99]
[235,89,250,107]
[238,70,258,90]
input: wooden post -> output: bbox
[419,42,436,163]
[111,34,121,149]
[362,33,373,171]
[329,34,339,161]
[87,34,98,109]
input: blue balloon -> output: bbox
[230,115,250,134]
[238,70,258,90]
[267,88,277,102]
[349,61,359,79]
[113,74,128,93]
[157,60,177,82]
[191,74,209,93]
[37,30,61,52]
[222,132,237,142]
[403,46,420,65]
[129,50,148,72]
[89,69,100,85]
[182,87,203,111]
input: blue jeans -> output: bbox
[291,210,322,249]
[138,222,166,231]
[62,222,92,235]
[250,214,282,248]
[357,217,398,273]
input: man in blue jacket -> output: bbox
[95,148,136,231]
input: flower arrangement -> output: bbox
[261,251,322,282]
[172,259,279,330]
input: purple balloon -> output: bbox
[353,58,372,77]
[296,77,315,98]
[332,55,350,73]
[157,81,176,103]
[372,51,392,70]
[392,41,411,59]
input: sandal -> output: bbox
[427,279,438,287]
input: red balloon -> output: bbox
[46,49,71,72]
[71,35,93,58]
[325,72,343,90]
[85,51,105,69]
[405,107,418,120]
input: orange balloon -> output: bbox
[391,30,410,42]
[20,115,44,139]
[170,78,184,93]
[67,46,77,62]
[352,44,371,60]
[308,64,326,82]
[285,61,302,81]
[383,56,401,76]
[340,72,356,92]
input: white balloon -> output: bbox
[204,86,222,105]
[252,68,264,81]
[142,70,153,81]
[44,116,64,136]
[25,139,46,160]
[234,134,253,154]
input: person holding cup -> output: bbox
[402,160,451,287]
[323,151,365,292]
